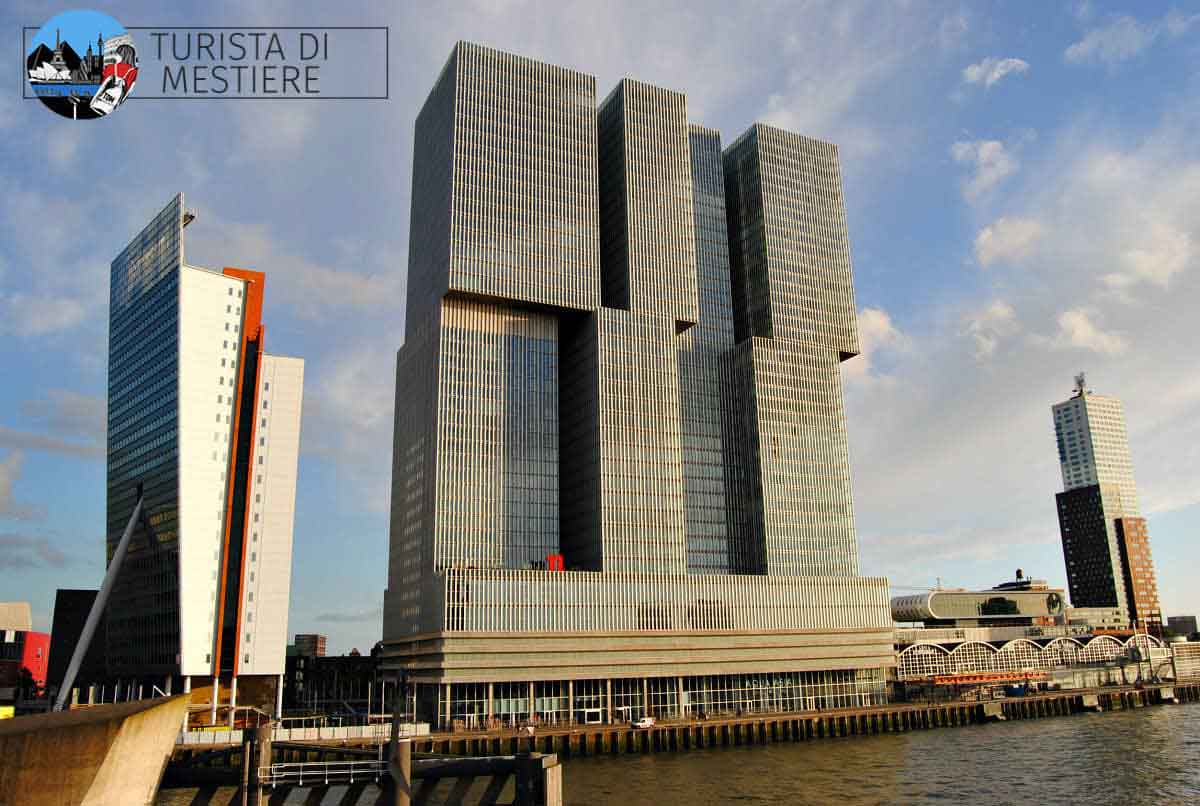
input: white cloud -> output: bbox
[848,104,1200,612]
[974,217,1042,267]
[301,344,399,514]
[184,216,404,321]
[0,452,35,520]
[951,139,1018,201]
[1165,11,1200,37]
[232,104,318,162]
[19,390,106,442]
[47,132,82,171]
[939,10,970,51]
[759,4,950,161]
[964,300,1017,358]
[0,533,69,569]
[844,307,906,384]
[1106,221,1193,289]
[1056,309,1127,355]
[0,452,19,515]
[1065,12,1198,66]
[962,57,1030,88]
[0,294,88,337]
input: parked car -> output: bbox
[632,716,656,729]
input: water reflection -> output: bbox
[563,706,1200,805]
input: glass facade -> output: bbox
[597,80,698,324]
[386,43,892,717]
[723,125,859,354]
[426,669,885,727]
[105,195,301,682]
[1055,484,1128,615]
[433,297,559,571]
[106,194,185,673]
[723,126,861,578]
[442,42,600,318]
[680,125,747,574]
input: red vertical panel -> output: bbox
[213,268,265,677]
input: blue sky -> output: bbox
[2,1,1198,654]
[28,9,125,53]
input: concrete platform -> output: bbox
[0,694,189,806]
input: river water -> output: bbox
[563,706,1200,805]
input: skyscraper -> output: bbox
[383,43,892,728]
[1053,374,1161,633]
[105,194,304,715]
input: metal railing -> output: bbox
[259,760,387,787]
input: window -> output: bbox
[225,322,230,331]
[228,288,233,296]
[262,400,268,409]
[217,395,223,404]
[244,654,250,663]
[226,305,231,313]
[265,382,270,391]
[221,358,226,367]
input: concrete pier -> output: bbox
[170,681,1200,772]
[383,682,1199,760]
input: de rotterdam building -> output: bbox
[106,194,304,716]
[383,42,892,728]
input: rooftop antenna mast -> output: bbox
[1074,372,1088,397]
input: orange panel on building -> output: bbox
[1115,517,1162,636]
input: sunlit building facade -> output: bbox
[106,194,304,715]
[1052,376,1161,633]
[383,43,892,728]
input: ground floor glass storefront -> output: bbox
[417,668,886,729]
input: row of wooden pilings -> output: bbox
[392,682,1200,760]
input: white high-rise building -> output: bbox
[1052,374,1161,634]
[1052,373,1139,515]
[106,194,304,718]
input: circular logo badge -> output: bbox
[26,10,137,120]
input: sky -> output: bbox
[1,1,1198,654]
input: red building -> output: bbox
[0,631,51,695]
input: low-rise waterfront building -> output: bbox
[890,574,1066,629]
[293,634,327,658]
[1167,615,1198,639]
[46,589,105,700]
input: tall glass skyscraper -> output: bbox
[384,43,892,728]
[1053,375,1161,633]
[105,194,305,716]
